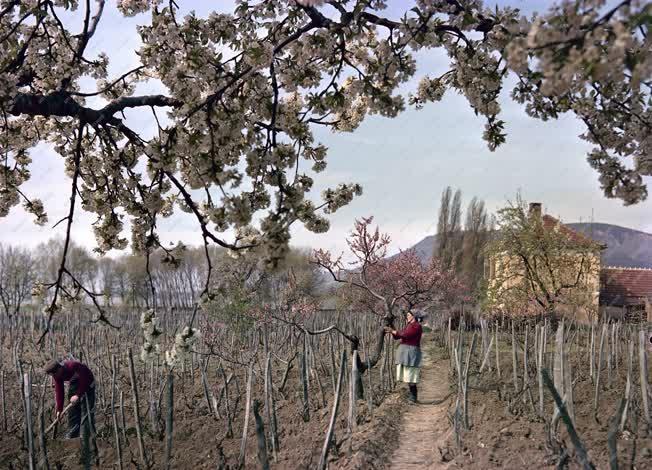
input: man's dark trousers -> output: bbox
[66,378,96,438]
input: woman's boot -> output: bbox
[408,384,418,403]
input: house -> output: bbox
[600,267,652,322]
[484,202,604,321]
[485,201,652,323]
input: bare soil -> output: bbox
[425,341,652,469]
[3,332,649,469]
[0,349,407,470]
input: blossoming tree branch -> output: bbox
[1,0,650,330]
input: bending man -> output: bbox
[44,359,96,439]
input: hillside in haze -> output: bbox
[402,223,652,269]
[566,223,652,268]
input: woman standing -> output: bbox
[385,311,423,403]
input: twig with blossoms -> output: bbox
[165,326,201,367]
[138,308,203,368]
[34,121,116,342]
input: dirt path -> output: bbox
[389,340,454,470]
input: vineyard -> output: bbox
[0,306,650,469]
[1,0,651,468]
[0,306,408,469]
[431,316,652,469]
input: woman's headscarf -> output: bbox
[408,310,424,323]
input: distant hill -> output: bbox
[403,234,438,263]
[566,223,652,268]
[402,223,652,269]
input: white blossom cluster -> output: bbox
[31,282,46,300]
[503,0,651,204]
[139,309,201,366]
[411,75,448,109]
[117,0,161,17]
[165,327,201,367]
[140,309,162,362]
[0,0,650,287]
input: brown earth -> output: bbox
[0,344,408,470]
[0,376,406,470]
[446,385,652,467]
[3,332,649,469]
[426,339,652,469]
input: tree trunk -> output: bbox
[352,315,394,399]
[252,400,270,470]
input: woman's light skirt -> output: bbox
[395,364,420,384]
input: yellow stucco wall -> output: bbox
[485,250,601,322]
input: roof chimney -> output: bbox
[529,202,542,220]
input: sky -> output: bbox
[2,0,651,258]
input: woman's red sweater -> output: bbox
[392,321,422,347]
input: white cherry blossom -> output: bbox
[0,0,649,327]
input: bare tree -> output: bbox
[0,244,35,317]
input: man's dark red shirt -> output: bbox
[52,361,94,412]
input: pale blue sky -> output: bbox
[3,0,650,257]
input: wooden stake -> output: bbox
[252,400,270,470]
[511,321,518,392]
[348,349,359,433]
[594,324,607,421]
[38,407,50,470]
[23,372,35,470]
[164,371,174,470]
[1,370,7,431]
[264,353,278,459]
[620,340,633,432]
[318,350,347,470]
[110,355,123,470]
[301,337,310,422]
[639,329,650,426]
[127,349,148,466]
[238,363,254,468]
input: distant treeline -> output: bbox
[0,240,321,316]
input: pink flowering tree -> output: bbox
[313,216,466,396]
[1,1,649,334]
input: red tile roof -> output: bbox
[600,267,652,305]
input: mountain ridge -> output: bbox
[566,222,652,268]
[401,222,652,269]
